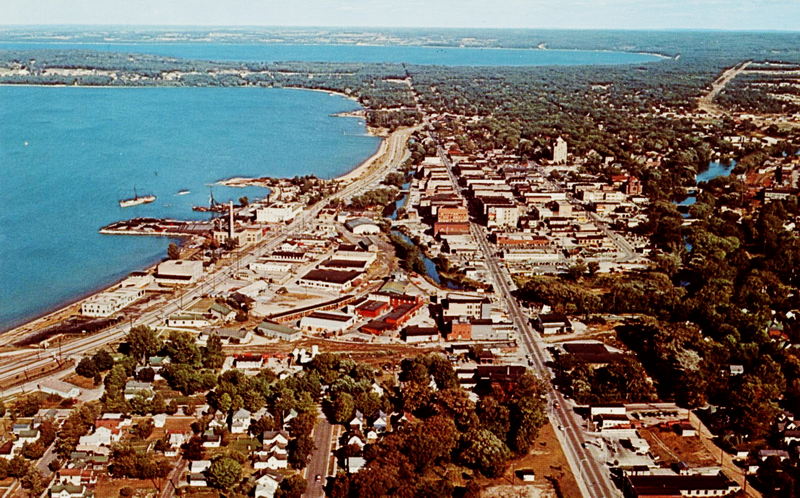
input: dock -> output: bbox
[100,217,214,237]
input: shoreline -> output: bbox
[0,117,406,346]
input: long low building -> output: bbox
[256,321,302,342]
[299,311,355,334]
[297,269,361,292]
[250,260,293,273]
[625,473,741,497]
[318,259,369,272]
[81,288,145,317]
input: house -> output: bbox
[258,452,289,470]
[49,484,89,498]
[373,411,388,432]
[256,321,302,342]
[202,431,221,448]
[14,429,39,451]
[124,380,153,400]
[255,473,283,498]
[211,327,252,345]
[56,468,97,486]
[153,414,167,428]
[347,456,367,473]
[263,431,290,447]
[783,430,800,445]
[37,378,81,399]
[349,411,364,432]
[187,473,208,487]
[189,460,211,473]
[758,449,790,461]
[231,408,252,434]
[347,435,365,449]
[210,302,237,322]
[78,426,116,448]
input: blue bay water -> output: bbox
[0,41,661,66]
[0,86,380,331]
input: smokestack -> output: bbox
[228,201,234,239]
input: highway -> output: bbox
[437,146,620,498]
[0,124,417,394]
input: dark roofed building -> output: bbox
[625,473,740,497]
[562,342,624,366]
[298,269,361,292]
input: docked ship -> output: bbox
[119,187,156,208]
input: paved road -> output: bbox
[305,416,335,498]
[436,145,620,498]
[698,61,752,116]
[0,125,417,396]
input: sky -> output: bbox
[1,0,799,31]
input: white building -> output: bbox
[250,260,293,273]
[155,260,204,285]
[81,288,144,317]
[297,269,361,292]
[166,312,211,328]
[255,474,281,498]
[552,136,568,164]
[256,203,303,224]
[299,311,355,334]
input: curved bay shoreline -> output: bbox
[0,84,391,342]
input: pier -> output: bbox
[99,217,214,237]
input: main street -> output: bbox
[0,124,418,393]
[437,145,620,498]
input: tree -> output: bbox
[202,335,225,370]
[151,393,167,414]
[239,196,249,206]
[458,429,511,477]
[276,474,308,498]
[126,326,162,364]
[331,393,355,424]
[93,350,115,371]
[11,395,41,418]
[167,242,181,260]
[75,357,98,378]
[288,434,315,469]
[182,436,205,461]
[132,419,154,440]
[206,457,242,489]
